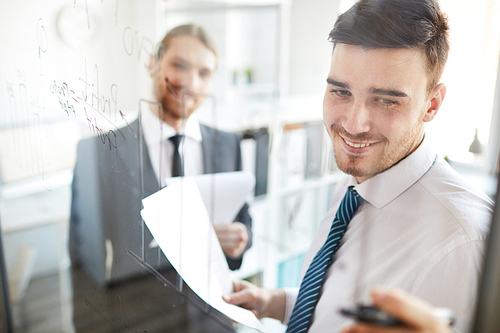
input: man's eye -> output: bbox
[331,89,351,97]
[375,97,397,106]
[199,70,211,78]
[173,62,187,70]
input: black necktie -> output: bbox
[169,134,184,177]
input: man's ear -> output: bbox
[423,83,446,122]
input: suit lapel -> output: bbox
[117,118,159,199]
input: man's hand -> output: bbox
[341,288,452,333]
[214,222,249,259]
[222,279,286,321]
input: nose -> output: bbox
[341,99,371,135]
[178,69,201,95]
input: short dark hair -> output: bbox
[328,0,450,92]
[156,24,217,62]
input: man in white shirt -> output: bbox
[223,0,493,332]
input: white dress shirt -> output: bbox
[141,108,203,186]
[284,138,493,332]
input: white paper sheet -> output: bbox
[165,171,256,225]
[141,178,265,332]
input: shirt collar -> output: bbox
[349,136,437,209]
[179,113,202,142]
[141,108,202,145]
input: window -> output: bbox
[426,0,500,170]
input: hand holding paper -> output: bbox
[214,222,249,259]
[223,279,287,322]
[140,174,264,332]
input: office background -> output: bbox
[0,0,499,332]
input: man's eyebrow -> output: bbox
[201,65,214,73]
[171,56,213,73]
[371,88,408,97]
[171,56,188,63]
[326,78,408,97]
[326,78,350,89]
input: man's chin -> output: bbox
[338,165,367,178]
[335,155,371,178]
[160,106,191,120]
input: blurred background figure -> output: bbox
[68,24,252,332]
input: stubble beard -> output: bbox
[159,92,189,123]
[331,122,423,179]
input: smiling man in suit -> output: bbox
[70,24,251,278]
[143,24,252,266]
[68,24,250,332]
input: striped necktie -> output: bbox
[286,186,363,333]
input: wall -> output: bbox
[288,0,340,96]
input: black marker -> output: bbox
[340,305,455,327]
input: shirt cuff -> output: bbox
[282,287,299,325]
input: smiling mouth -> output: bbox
[342,137,374,149]
[164,78,208,101]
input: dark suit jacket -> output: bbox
[69,118,252,286]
